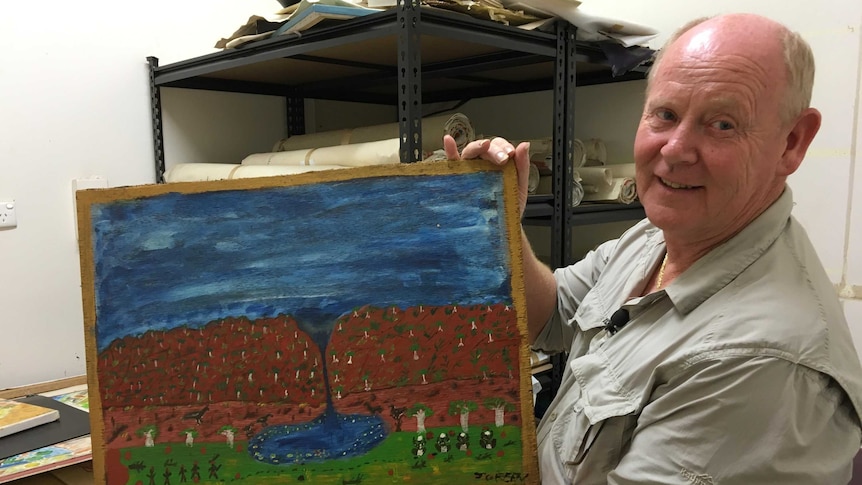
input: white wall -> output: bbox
[0,1,284,388]
[0,0,860,389]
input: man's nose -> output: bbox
[660,122,698,166]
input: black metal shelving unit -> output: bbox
[147,1,649,269]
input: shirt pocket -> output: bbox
[555,351,639,483]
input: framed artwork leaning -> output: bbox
[76,160,539,484]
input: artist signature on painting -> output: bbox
[473,472,530,482]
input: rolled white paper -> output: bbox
[528,163,541,194]
[231,165,346,178]
[307,139,401,166]
[513,137,586,171]
[584,138,607,166]
[571,179,585,207]
[575,166,614,192]
[609,163,636,178]
[582,177,637,204]
[164,163,239,182]
[272,112,475,154]
[164,163,347,183]
[244,138,402,168]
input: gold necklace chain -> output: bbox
[655,253,668,290]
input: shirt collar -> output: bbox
[662,187,794,314]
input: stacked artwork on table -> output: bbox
[76,160,538,484]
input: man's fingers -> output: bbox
[514,142,531,215]
[460,139,492,160]
[442,136,519,166]
[486,137,516,165]
[443,135,461,160]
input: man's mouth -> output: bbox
[660,178,698,189]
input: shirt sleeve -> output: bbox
[531,238,616,354]
[608,354,861,485]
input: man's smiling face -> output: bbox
[634,16,793,248]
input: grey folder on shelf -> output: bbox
[0,395,90,461]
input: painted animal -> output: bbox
[479,429,496,449]
[182,405,209,424]
[435,433,451,453]
[363,401,382,414]
[107,424,128,444]
[411,435,426,457]
[456,432,469,451]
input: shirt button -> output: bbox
[549,412,557,421]
[573,402,583,413]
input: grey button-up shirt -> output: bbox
[533,188,862,484]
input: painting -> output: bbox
[76,160,538,484]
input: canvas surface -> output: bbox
[77,160,538,484]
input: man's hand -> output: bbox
[443,135,531,218]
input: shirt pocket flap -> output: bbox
[573,291,608,333]
[570,351,638,424]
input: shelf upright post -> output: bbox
[147,57,167,183]
[286,95,306,137]
[551,22,578,269]
[396,0,423,163]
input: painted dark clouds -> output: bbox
[90,171,513,350]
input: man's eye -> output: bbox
[712,120,734,130]
[655,109,676,121]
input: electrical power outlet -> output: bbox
[0,201,17,229]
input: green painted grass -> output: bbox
[120,425,525,484]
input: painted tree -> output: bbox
[136,424,158,447]
[182,428,198,447]
[448,400,478,432]
[484,397,516,427]
[218,425,237,447]
[408,403,434,434]
[456,332,465,348]
[390,404,407,432]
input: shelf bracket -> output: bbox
[396,0,423,163]
[148,57,166,183]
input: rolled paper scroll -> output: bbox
[583,137,607,166]
[164,163,346,183]
[245,138,402,168]
[528,163,541,194]
[571,179,585,207]
[581,177,637,204]
[272,112,475,154]
[575,166,614,193]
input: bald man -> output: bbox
[445,13,862,484]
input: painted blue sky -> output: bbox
[89,171,513,350]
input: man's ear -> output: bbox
[778,107,821,176]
